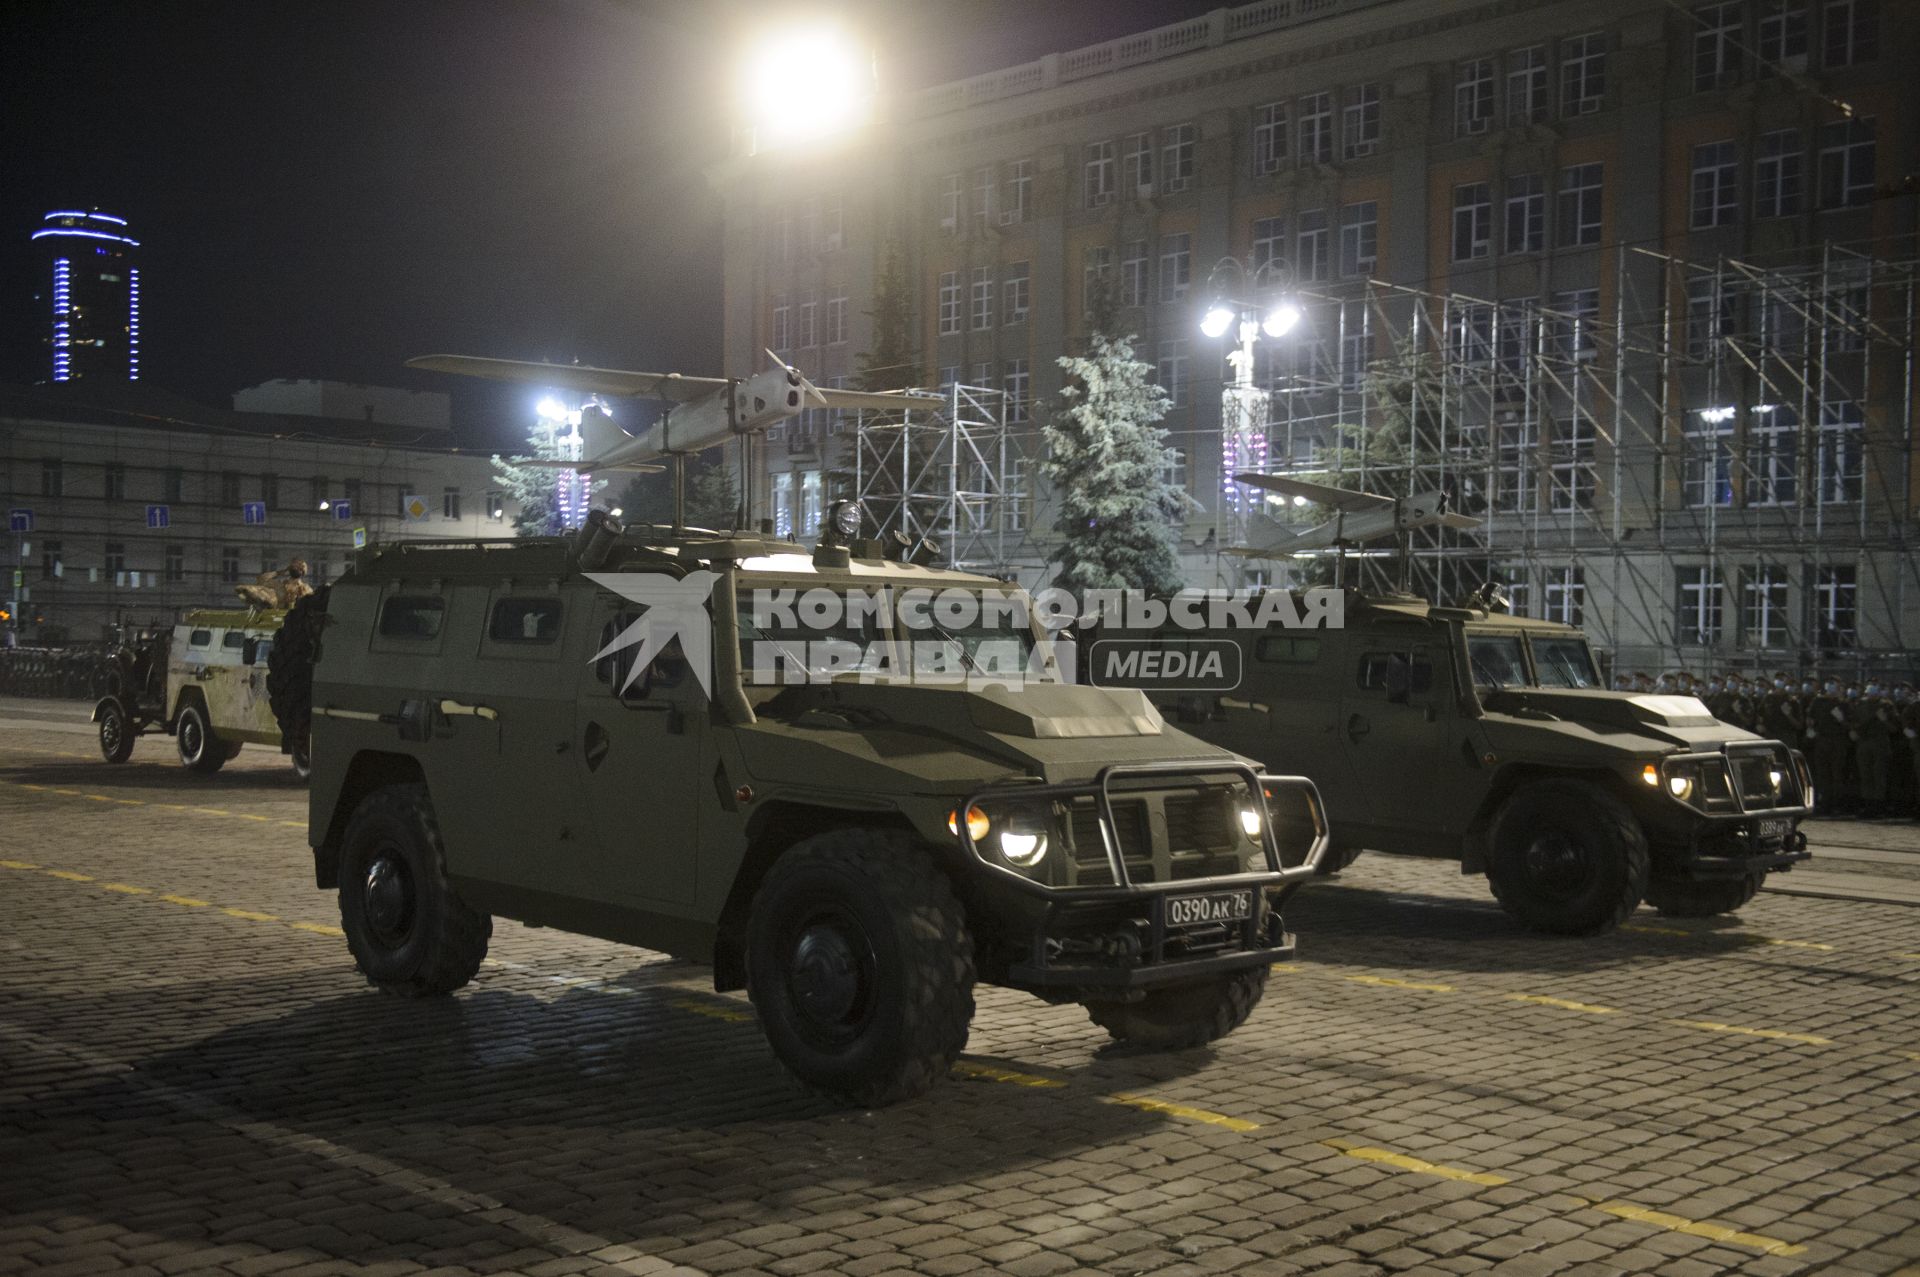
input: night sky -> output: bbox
[3,0,1218,449]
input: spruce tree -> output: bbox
[491,410,605,536]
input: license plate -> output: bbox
[1164,890,1253,928]
[1754,816,1792,841]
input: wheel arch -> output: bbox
[167,683,206,733]
[314,751,428,889]
[1462,763,1641,873]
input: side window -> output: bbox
[489,597,563,644]
[1255,635,1320,663]
[378,596,446,640]
[188,629,213,648]
[595,609,683,700]
[1357,649,1434,697]
[221,631,246,651]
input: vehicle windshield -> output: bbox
[737,589,889,681]
[1532,636,1600,688]
[1465,633,1527,690]
[734,583,1040,682]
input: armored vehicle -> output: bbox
[91,609,311,778]
[1098,591,1811,935]
[278,511,1329,1105]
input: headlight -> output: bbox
[1768,768,1783,791]
[1238,806,1263,839]
[948,804,989,841]
[1667,773,1693,801]
[998,829,1047,867]
[1641,764,1660,787]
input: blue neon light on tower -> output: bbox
[32,209,140,383]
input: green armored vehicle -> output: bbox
[275,510,1329,1104]
[1097,589,1811,935]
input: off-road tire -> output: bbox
[746,829,974,1107]
[1645,872,1764,917]
[1317,844,1363,876]
[337,783,491,996]
[267,586,329,762]
[1083,966,1269,1050]
[97,700,135,764]
[175,701,227,774]
[1486,779,1649,935]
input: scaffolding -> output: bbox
[1252,240,1918,676]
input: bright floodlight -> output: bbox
[743,24,872,148]
[1200,305,1236,339]
[536,396,567,422]
[1262,301,1303,338]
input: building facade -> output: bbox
[713,0,1917,674]
[32,210,140,384]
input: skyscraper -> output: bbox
[32,209,140,383]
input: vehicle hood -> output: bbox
[1479,688,1763,753]
[735,679,1240,790]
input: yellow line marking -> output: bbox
[45,870,94,882]
[1590,1201,1805,1256]
[1323,1139,1511,1186]
[1346,974,1454,993]
[17,783,49,791]
[1504,993,1618,1014]
[233,813,271,822]
[287,922,344,937]
[98,882,151,895]
[1623,923,1690,937]
[159,894,210,907]
[0,859,41,870]
[192,807,230,817]
[953,1061,1066,1088]
[1103,1093,1261,1132]
[1762,938,1833,951]
[107,798,143,806]
[219,908,279,922]
[280,820,307,829]
[152,803,190,812]
[52,788,84,797]
[1896,953,1920,961]
[667,997,754,1023]
[1669,1019,1832,1047]
[84,794,115,802]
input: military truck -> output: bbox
[274,511,1330,1105]
[1095,590,1811,935]
[91,609,311,779]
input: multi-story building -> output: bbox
[32,210,141,384]
[1,380,516,639]
[714,0,1917,673]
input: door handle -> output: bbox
[1346,713,1370,743]
[438,698,498,721]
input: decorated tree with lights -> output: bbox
[1042,332,1185,598]
[491,405,605,537]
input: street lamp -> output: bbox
[739,22,874,152]
[1197,258,1302,571]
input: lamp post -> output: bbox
[536,396,589,531]
[1199,259,1301,578]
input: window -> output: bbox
[799,471,822,536]
[1357,650,1435,695]
[938,173,961,229]
[1002,159,1031,223]
[1815,401,1863,503]
[1829,281,1868,351]
[104,541,126,578]
[1156,339,1189,408]
[40,539,62,580]
[1496,300,1537,373]
[1252,101,1289,175]
[1160,124,1195,194]
[1744,565,1790,646]
[1544,566,1586,626]
[42,459,63,496]
[971,166,994,230]
[1121,240,1149,307]
[796,295,817,348]
[1296,210,1330,282]
[1550,288,1601,361]
[1747,406,1799,505]
[771,296,790,350]
[221,547,240,584]
[188,629,213,648]
[1822,0,1877,67]
[798,196,819,256]
[1452,183,1492,261]
[1691,140,1740,228]
[1505,173,1546,252]
[1083,246,1113,317]
[1158,234,1191,303]
[1339,202,1378,277]
[1684,410,1736,507]
[1495,412,1537,512]
[1004,359,1030,425]
[1755,129,1803,217]
[1693,2,1743,89]
[1811,563,1856,647]
[1004,261,1030,324]
[1297,91,1332,165]
[488,598,563,644]
[442,487,461,521]
[1085,141,1115,207]
[260,474,279,510]
[937,272,960,335]
[1817,117,1876,208]
[1251,216,1288,274]
[1449,302,1495,366]
[1342,84,1380,158]
[1685,276,1732,359]
[1255,635,1320,663]
[162,543,184,583]
[1561,32,1606,115]
[1557,163,1604,246]
[1339,300,1372,390]
[772,203,794,259]
[344,478,362,509]
[486,491,506,521]
[1118,131,1152,196]
[1455,58,1494,136]
[309,475,328,511]
[820,191,843,250]
[104,462,127,501]
[1507,45,1548,123]
[1677,567,1726,644]
[1759,1,1808,70]
[825,295,848,345]
[1551,414,1597,511]
[164,467,184,503]
[969,267,994,330]
[771,472,794,538]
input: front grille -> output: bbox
[1730,747,1795,810]
[1067,792,1247,885]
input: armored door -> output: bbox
[1336,635,1452,846]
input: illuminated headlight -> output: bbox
[948,805,989,841]
[1238,807,1263,839]
[1768,768,1784,791]
[1641,764,1660,787]
[1667,774,1694,801]
[998,829,1047,867]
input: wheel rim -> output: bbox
[362,850,416,948]
[783,908,877,1048]
[179,714,203,762]
[1520,829,1595,902]
[100,711,124,757]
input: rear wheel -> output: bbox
[1317,844,1362,877]
[175,702,227,774]
[747,829,974,1107]
[1645,872,1763,917]
[1084,966,1269,1050]
[1486,779,1648,935]
[337,783,490,995]
[97,700,135,764]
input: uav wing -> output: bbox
[406,355,728,402]
[1232,472,1394,512]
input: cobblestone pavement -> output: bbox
[2,712,1917,1277]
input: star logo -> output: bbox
[584,571,721,696]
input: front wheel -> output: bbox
[1645,872,1763,917]
[337,783,491,995]
[97,700,135,764]
[175,702,227,774]
[747,829,975,1107]
[1084,966,1269,1050]
[1486,779,1649,935]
